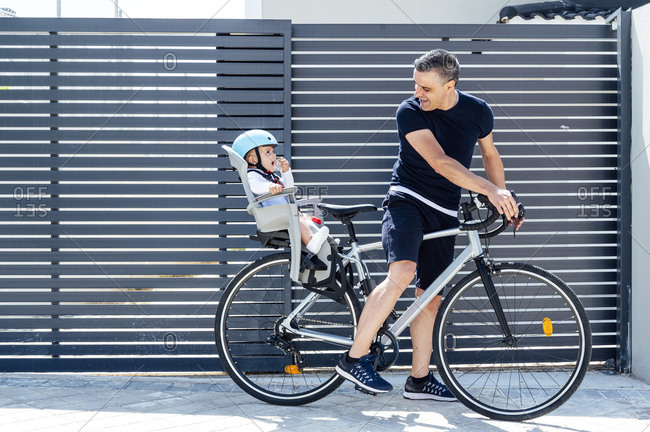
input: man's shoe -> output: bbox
[335,353,393,394]
[403,372,456,401]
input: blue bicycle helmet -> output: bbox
[232,130,278,159]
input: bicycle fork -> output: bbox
[475,257,516,346]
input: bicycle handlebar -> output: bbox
[459,192,525,239]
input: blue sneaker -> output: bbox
[403,372,456,401]
[335,353,393,394]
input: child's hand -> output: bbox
[277,157,290,172]
[269,184,283,195]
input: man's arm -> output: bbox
[405,128,519,220]
[477,132,505,188]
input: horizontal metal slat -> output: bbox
[292,104,617,118]
[0,170,231,182]
[0,61,285,74]
[291,39,617,52]
[0,182,242,194]
[0,34,284,48]
[292,66,617,79]
[0,156,242,169]
[2,211,257,222]
[292,143,617,157]
[0,304,226,316]
[291,117,617,131]
[1,102,283,116]
[292,131,617,144]
[0,250,259,262]
[0,263,251,276]
[0,48,284,62]
[0,75,285,89]
[0,17,291,34]
[0,345,221,356]
[0,277,230,289]
[292,79,618,93]
[0,330,212,343]
[292,92,618,105]
[0,291,221,303]
[291,23,614,39]
[292,53,615,66]
[0,89,285,103]
[4,197,248,208]
[0,116,282,129]
[0,239,253,250]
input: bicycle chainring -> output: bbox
[371,329,399,372]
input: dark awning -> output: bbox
[499,1,650,22]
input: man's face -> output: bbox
[412,69,454,111]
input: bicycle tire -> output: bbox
[433,262,592,421]
[215,252,362,405]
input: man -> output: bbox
[335,49,523,400]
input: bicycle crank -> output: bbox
[371,329,399,372]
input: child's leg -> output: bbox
[299,216,312,245]
[298,215,329,254]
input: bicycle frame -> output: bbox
[277,226,485,347]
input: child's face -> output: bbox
[253,145,278,171]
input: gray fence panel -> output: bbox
[0,19,623,372]
[0,18,291,372]
[291,23,619,365]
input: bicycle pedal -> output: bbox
[354,384,378,396]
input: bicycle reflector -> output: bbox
[284,364,302,374]
[542,317,553,337]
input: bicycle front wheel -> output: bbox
[433,262,591,421]
[215,252,361,405]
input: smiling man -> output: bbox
[336,49,522,399]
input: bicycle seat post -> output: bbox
[341,218,358,244]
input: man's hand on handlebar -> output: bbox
[486,188,525,231]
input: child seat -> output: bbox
[222,144,307,282]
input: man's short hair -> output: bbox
[414,49,460,84]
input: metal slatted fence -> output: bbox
[0,19,622,372]
[291,23,618,365]
[0,18,291,371]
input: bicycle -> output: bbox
[215,193,592,422]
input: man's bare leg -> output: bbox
[348,260,416,358]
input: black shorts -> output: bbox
[381,191,459,291]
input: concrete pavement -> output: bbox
[1,370,649,431]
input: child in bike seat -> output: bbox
[232,129,330,255]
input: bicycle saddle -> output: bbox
[318,203,377,220]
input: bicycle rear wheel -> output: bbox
[215,252,361,405]
[433,262,591,421]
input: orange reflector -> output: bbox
[542,317,553,337]
[284,365,302,374]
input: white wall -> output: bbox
[247,0,603,24]
[631,3,650,383]
[249,0,512,24]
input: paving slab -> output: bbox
[0,371,648,431]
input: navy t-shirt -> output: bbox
[390,92,494,211]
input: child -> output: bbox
[232,129,329,255]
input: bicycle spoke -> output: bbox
[216,253,361,405]
[435,263,591,420]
